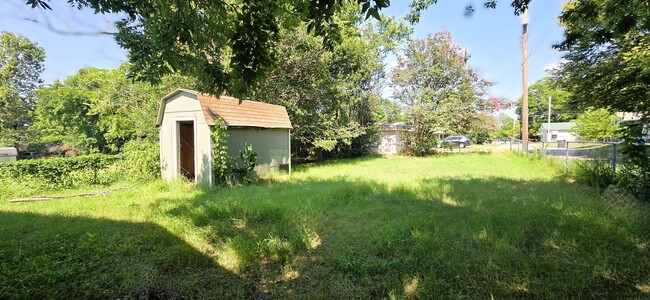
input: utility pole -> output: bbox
[521,10,529,153]
[546,96,551,142]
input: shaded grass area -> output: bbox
[1,153,650,298]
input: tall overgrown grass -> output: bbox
[2,154,649,298]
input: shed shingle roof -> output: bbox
[158,89,292,129]
[197,94,292,128]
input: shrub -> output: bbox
[0,154,117,188]
[572,160,615,191]
[117,139,160,180]
[211,119,234,185]
[616,121,650,201]
[236,143,258,183]
[402,131,438,156]
[617,165,650,202]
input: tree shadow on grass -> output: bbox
[0,212,254,299]
[150,176,650,299]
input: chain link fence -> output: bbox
[509,139,622,174]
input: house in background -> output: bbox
[375,122,414,154]
[156,89,292,186]
[540,122,579,142]
[616,112,650,141]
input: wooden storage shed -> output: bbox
[156,89,292,186]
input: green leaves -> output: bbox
[211,119,234,185]
[391,32,493,153]
[0,31,45,149]
[238,143,257,183]
[556,0,650,117]
[516,77,572,138]
[0,154,117,187]
[32,64,196,153]
[572,108,618,142]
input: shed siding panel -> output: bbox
[159,92,212,185]
[376,131,403,154]
[226,128,290,174]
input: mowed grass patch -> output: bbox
[1,153,649,298]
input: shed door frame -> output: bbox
[173,117,198,184]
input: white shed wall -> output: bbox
[541,130,579,143]
[227,128,291,174]
[376,131,403,154]
[159,91,212,186]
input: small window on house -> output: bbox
[551,134,557,141]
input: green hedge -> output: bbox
[0,154,118,187]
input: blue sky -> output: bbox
[0,0,566,104]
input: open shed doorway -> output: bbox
[178,121,195,180]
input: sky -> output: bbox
[0,0,566,106]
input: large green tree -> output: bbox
[516,76,573,138]
[256,6,410,158]
[25,0,530,98]
[555,0,649,118]
[391,32,494,154]
[495,113,520,139]
[572,107,618,142]
[0,31,45,149]
[555,0,649,199]
[33,64,195,153]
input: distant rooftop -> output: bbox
[540,122,576,131]
[379,122,414,131]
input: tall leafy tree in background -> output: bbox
[0,31,45,149]
[391,32,494,154]
[33,64,196,153]
[516,76,573,139]
[496,113,521,139]
[572,108,618,142]
[556,0,649,200]
[24,0,393,98]
[256,5,411,159]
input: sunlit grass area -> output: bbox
[1,153,649,298]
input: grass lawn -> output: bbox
[1,153,649,298]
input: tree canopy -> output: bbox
[555,0,650,117]
[516,76,573,138]
[572,107,618,142]
[255,4,410,158]
[25,0,532,98]
[25,0,394,98]
[32,65,195,153]
[0,31,45,149]
[391,32,496,154]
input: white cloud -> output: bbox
[543,58,568,72]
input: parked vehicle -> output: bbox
[442,136,471,148]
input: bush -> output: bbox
[617,165,650,202]
[211,119,234,185]
[237,143,258,183]
[117,139,160,180]
[0,154,118,188]
[402,131,438,156]
[572,160,615,191]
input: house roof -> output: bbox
[157,89,292,129]
[540,122,576,131]
[380,122,415,131]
